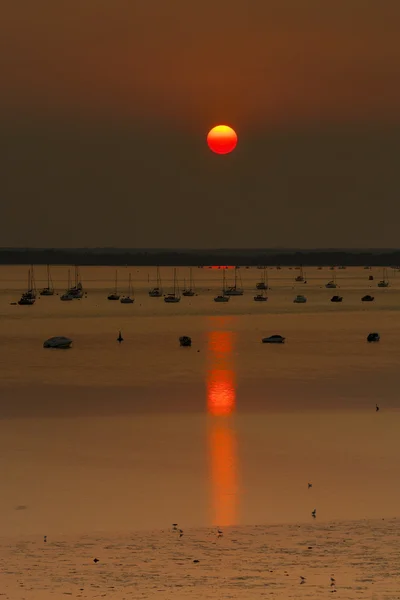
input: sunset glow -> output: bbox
[207,125,238,155]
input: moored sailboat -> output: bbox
[224,266,244,296]
[120,273,135,303]
[107,270,120,300]
[182,268,195,296]
[214,268,230,302]
[40,264,54,296]
[164,268,181,303]
[149,267,163,297]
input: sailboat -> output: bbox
[149,267,163,297]
[377,268,390,288]
[254,290,268,302]
[120,273,134,304]
[182,268,195,296]
[214,269,230,302]
[66,266,84,298]
[40,264,54,296]
[295,266,305,282]
[224,266,244,296]
[256,267,269,290]
[60,269,74,301]
[18,267,36,305]
[107,270,120,300]
[325,273,337,289]
[164,268,181,303]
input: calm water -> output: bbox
[1,265,400,536]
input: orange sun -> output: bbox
[207,125,238,155]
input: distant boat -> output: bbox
[149,267,163,297]
[361,294,374,302]
[107,270,120,300]
[224,266,244,296]
[330,295,343,303]
[367,332,380,342]
[295,266,305,282]
[262,334,285,344]
[164,268,181,303]
[18,267,36,305]
[182,268,195,297]
[256,267,269,290]
[214,269,230,302]
[40,264,54,296]
[377,268,390,288]
[120,273,134,304]
[60,269,74,301]
[293,294,307,303]
[43,336,72,349]
[254,291,268,302]
[325,274,337,289]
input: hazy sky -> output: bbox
[1,0,400,248]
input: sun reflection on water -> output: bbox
[207,328,238,526]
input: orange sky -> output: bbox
[2,0,400,127]
[1,1,400,247]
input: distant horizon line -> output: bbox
[1,247,400,254]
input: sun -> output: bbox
[207,125,238,155]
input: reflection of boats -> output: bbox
[182,268,195,296]
[361,294,374,302]
[224,267,244,296]
[262,334,285,344]
[367,332,380,342]
[293,294,307,303]
[179,335,192,347]
[107,270,120,300]
[325,274,337,288]
[120,273,134,303]
[256,267,269,290]
[295,266,305,282]
[18,267,36,305]
[149,267,163,297]
[214,269,230,302]
[254,292,268,302]
[43,336,72,349]
[330,295,343,303]
[164,268,181,303]
[377,268,390,287]
[40,264,54,296]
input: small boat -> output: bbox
[295,266,305,282]
[60,270,74,301]
[43,336,72,349]
[293,294,307,303]
[367,332,380,342]
[164,268,181,303]
[224,266,244,296]
[182,268,195,296]
[256,267,269,290]
[179,336,192,347]
[18,267,36,304]
[68,266,84,298]
[262,334,285,344]
[120,273,134,304]
[214,269,230,302]
[377,268,390,288]
[325,274,337,289]
[361,294,374,302]
[107,270,120,300]
[254,292,268,302]
[369,275,374,281]
[40,265,55,296]
[149,267,163,297]
[330,295,343,303]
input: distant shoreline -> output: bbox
[0,248,399,266]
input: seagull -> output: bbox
[93,558,99,563]
[308,483,312,489]
[300,576,306,584]
[43,535,47,543]
[311,509,316,518]
[376,404,380,412]
[179,529,183,537]
[330,577,336,583]
[217,529,223,538]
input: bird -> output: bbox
[217,529,223,538]
[308,483,312,489]
[376,404,380,412]
[93,558,99,563]
[117,330,123,343]
[43,535,47,543]
[179,529,183,538]
[311,509,316,518]
[300,576,306,584]
[330,577,336,583]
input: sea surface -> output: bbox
[1,265,400,537]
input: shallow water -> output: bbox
[1,265,399,536]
